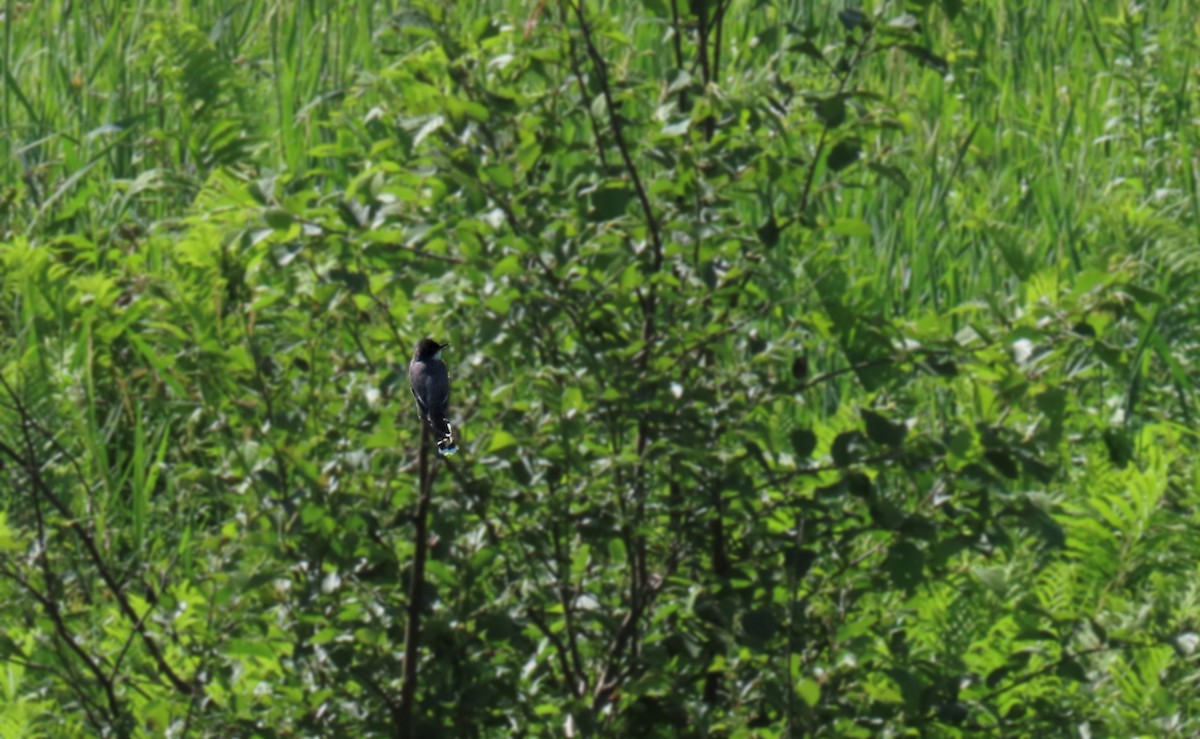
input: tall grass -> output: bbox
[3,0,1194,433]
[1,1,1197,734]
[3,0,1194,298]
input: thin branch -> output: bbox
[398,424,439,736]
[591,542,684,712]
[452,457,590,696]
[303,217,464,264]
[551,523,589,695]
[526,606,587,697]
[569,0,664,266]
[357,668,404,727]
[0,526,123,724]
[711,0,727,98]
[0,377,195,696]
[797,356,898,392]
[667,0,686,71]
[564,28,611,170]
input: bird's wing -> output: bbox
[431,364,451,415]
[409,386,428,415]
[409,363,431,418]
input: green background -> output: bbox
[1,0,1198,735]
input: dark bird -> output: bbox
[409,338,458,456]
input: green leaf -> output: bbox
[488,430,518,453]
[0,513,20,553]
[588,183,633,221]
[940,0,963,19]
[831,431,867,466]
[572,544,591,575]
[884,541,925,591]
[797,678,821,707]
[127,334,188,398]
[1122,284,1165,305]
[974,566,1008,596]
[264,209,295,230]
[827,140,861,171]
[308,627,340,646]
[868,162,912,193]
[862,409,907,447]
[228,639,280,661]
[829,218,872,238]
[837,9,871,31]
[643,0,669,17]
[789,40,825,63]
[899,44,949,74]
[608,538,626,562]
[984,448,1019,479]
[758,216,780,248]
[1056,657,1087,682]
[815,96,846,128]
[485,165,514,188]
[790,429,817,458]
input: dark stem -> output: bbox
[571,0,671,710]
[0,554,124,730]
[551,522,588,696]
[667,0,686,71]
[569,0,663,265]
[711,0,726,104]
[0,377,194,698]
[398,425,435,736]
[564,28,611,170]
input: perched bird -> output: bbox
[409,338,458,456]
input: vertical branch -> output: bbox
[564,31,611,171]
[667,0,686,71]
[702,476,730,707]
[398,426,434,737]
[798,29,871,217]
[570,0,669,709]
[695,0,711,87]
[693,0,718,140]
[245,325,290,501]
[709,482,730,577]
[550,520,588,695]
[711,0,727,102]
[0,412,124,729]
[0,376,194,697]
[569,0,663,262]
[784,516,806,735]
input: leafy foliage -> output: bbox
[1,0,1198,737]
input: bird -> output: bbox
[409,338,458,456]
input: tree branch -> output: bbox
[398,423,439,736]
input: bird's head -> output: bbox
[414,338,449,361]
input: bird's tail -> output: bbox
[426,416,458,456]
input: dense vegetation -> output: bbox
[2,0,1198,735]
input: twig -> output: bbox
[0,558,122,726]
[0,377,194,697]
[398,423,438,736]
[569,0,663,266]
